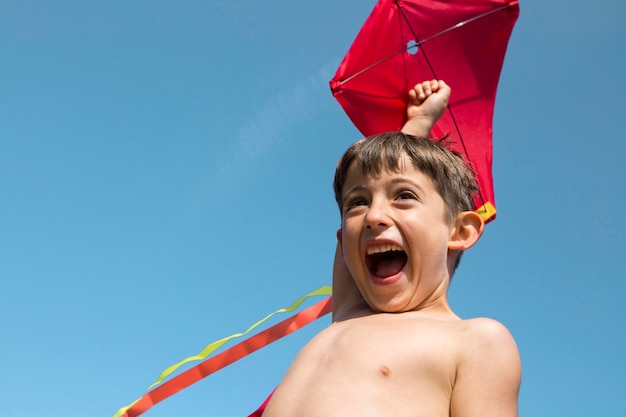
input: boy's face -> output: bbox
[338,156,455,313]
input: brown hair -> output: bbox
[333,132,479,221]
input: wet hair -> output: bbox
[333,131,479,221]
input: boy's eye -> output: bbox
[351,198,368,207]
[345,197,368,210]
[397,191,417,200]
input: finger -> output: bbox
[437,80,451,96]
[422,81,432,96]
[413,83,426,101]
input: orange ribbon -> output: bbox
[118,295,332,417]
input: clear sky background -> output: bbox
[1,1,624,416]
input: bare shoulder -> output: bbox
[456,317,520,377]
[459,317,519,354]
[451,318,521,417]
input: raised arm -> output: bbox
[401,79,450,137]
[331,237,364,321]
[332,80,451,321]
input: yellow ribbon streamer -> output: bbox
[114,285,332,417]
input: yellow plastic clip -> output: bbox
[475,201,496,222]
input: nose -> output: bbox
[364,199,391,229]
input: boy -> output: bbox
[254,80,521,417]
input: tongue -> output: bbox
[373,253,406,278]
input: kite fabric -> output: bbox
[330,0,520,222]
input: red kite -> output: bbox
[330,0,520,222]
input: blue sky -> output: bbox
[1,1,624,416]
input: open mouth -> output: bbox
[365,244,407,279]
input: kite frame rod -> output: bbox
[416,2,517,46]
[338,1,517,86]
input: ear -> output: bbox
[448,211,484,251]
[336,228,343,255]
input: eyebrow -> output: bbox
[387,177,426,193]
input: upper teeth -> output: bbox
[367,243,403,255]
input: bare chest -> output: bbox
[316,316,457,387]
[266,315,460,417]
